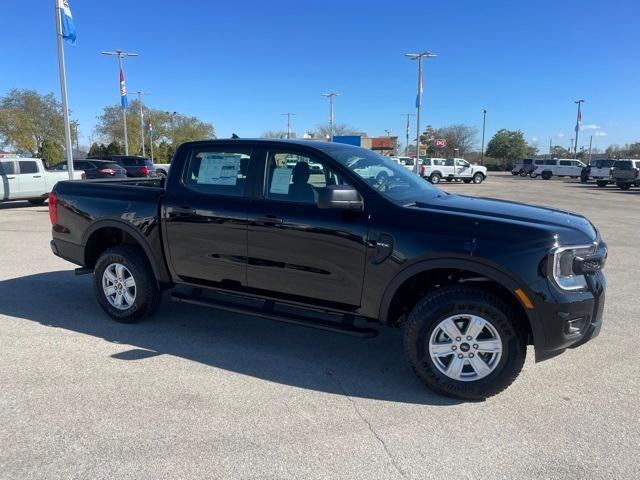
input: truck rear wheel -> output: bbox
[541,171,552,180]
[403,286,526,400]
[94,246,161,323]
[596,180,608,188]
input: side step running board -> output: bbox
[171,291,378,338]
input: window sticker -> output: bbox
[270,167,293,194]
[197,154,240,185]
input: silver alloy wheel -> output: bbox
[429,314,503,382]
[102,262,136,310]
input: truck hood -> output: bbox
[419,193,598,241]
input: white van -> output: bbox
[533,159,586,180]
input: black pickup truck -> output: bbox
[50,139,607,400]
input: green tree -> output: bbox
[0,89,77,155]
[88,142,107,157]
[94,101,215,157]
[105,141,123,155]
[38,139,64,166]
[485,129,529,162]
[550,145,572,159]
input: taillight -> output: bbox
[138,166,150,175]
[97,168,115,175]
[48,192,58,225]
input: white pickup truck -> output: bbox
[419,157,487,184]
[0,157,84,204]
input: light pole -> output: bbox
[549,138,553,160]
[401,113,415,156]
[588,135,593,163]
[148,110,154,162]
[282,112,295,139]
[573,99,584,156]
[102,50,138,155]
[321,93,339,141]
[136,91,151,157]
[405,50,437,174]
[480,109,487,165]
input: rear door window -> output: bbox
[183,148,253,197]
[19,161,39,174]
[559,160,571,166]
[0,162,16,175]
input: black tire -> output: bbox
[519,170,528,177]
[529,172,538,178]
[28,198,46,205]
[618,183,631,190]
[463,179,472,184]
[404,286,526,400]
[596,180,608,188]
[511,171,518,176]
[541,171,552,180]
[430,173,441,184]
[472,172,484,184]
[93,245,161,323]
[445,178,453,182]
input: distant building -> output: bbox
[333,135,398,155]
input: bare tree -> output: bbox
[261,130,290,139]
[313,123,365,139]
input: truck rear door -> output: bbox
[162,144,258,287]
[17,160,46,198]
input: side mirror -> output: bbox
[317,185,363,211]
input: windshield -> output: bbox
[326,144,443,203]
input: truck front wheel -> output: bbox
[472,172,484,184]
[403,286,526,400]
[94,246,161,323]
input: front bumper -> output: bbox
[530,270,606,361]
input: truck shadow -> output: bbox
[0,270,459,406]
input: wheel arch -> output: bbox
[378,258,544,352]
[82,220,171,284]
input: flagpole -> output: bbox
[55,1,74,180]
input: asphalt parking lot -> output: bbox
[0,172,637,480]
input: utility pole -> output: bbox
[405,50,437,174]
[588,135,593,163]
[549,138,553,160]
[282,112,295,139]
[573,99,584,156]
[321,93,339,141]
[480,109,487,165]
[102,50,138,155]
[136,91,151,156]
[401,113,415,156]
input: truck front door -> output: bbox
[18,160,46,198]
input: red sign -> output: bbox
[433,138,447,148]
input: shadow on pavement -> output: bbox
[0,201,45,210]
[0,270,459,406]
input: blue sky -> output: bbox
[2,0,639,151]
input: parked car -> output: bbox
[87,155,157,178]
[0,157,84,204]
[391,156,417,171]
[52,159,127,179]
[583,159,617,187]
[534,159,586,180]
[420,158,487,184]
[611,159,640,190]
[50,139,607,400]
[511,159,542,176]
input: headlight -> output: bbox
[550,244,595,291]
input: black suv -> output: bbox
[87,155,157,178]
[50,140,607,400]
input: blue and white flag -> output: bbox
[58,0,76,45]
[120,68,128,108]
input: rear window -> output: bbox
[559,160,571,166]
[616,161,632,170]
[535,160,544,165]
[103,162,122,170]
[120,158,152,167]
[182,148,252,197]
[544,160,557,165]
[594,160,614,168]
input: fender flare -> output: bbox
[82,219,171,283]
[378,257,544,352]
